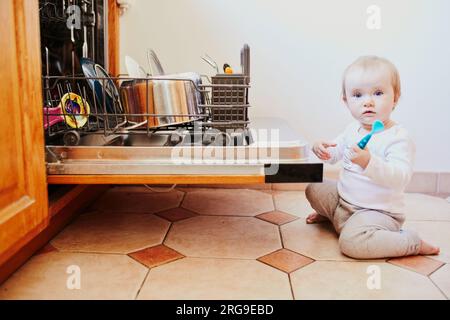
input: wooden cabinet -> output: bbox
[0,0,112,283]
[0,0,49,266]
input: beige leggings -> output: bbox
[305,180,421,259]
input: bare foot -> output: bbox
[306,212,328,224]
[419,240,440,255]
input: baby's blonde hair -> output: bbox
[342,56,401,103]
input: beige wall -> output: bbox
[120,0,450,172]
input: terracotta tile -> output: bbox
[137,258,292,300]
[35,243,58,256]
[175,186,205,192]
[129,245,184,268]
[0,252,147,300]
[403,221,450,263]
[281,218,356,261]
[182,184,272,190]
[430,264,450,299]
[258,249,314,273]
[259,189,275,195]
[108,185,181,193]
[155,207,197,222]
[137,185,182,192]
[272,183,307,191]
[290,261,445,300]
[177,186,204,191]
[218,184,269,190]
[92,189,184,214]
[165,216,281,259]
[403,193,450,221]
[388,256,444,276]
[256,210,298,225]
[182,189,274,216]
[108,185,157,193]
[51,212,170,254]
[273,191,313,218]
[177,186,274,195]
[405,172,438,193]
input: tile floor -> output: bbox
[1,186,450,300]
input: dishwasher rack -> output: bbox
[42,73,252,146]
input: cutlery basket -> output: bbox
[199,74,250,131]
[211,74,247,105]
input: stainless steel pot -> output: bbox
[120,73,202,128]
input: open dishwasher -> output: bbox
[40,0,322,185]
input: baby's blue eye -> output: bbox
[374,90,384,96]
[353,92,362,98]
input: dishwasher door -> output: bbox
[46,117,323,184]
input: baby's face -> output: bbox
[343,65,397,126]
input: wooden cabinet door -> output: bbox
[0,0,48,266]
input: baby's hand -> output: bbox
[312,141,337,161]
[350,144,371,169]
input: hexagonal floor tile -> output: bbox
[430,264,450,299]
[271,183,307,191]
[165,216,281,259]
[403,221,450,263]
[273,191,313,218]
[155,207,197,222]
[51,212,170,254]
[281,218,355,261]
[137,257,292,300]
[388,256,444,276]
[0,252,147,300]
[181,189,274,216]
[177,186,275,195]
[91,189,184,214]
[129,245,184,268]
[178,184,272,190]
[403,193,450,221]
[107,185,158,193]
[256,210,298,225]
[290,261,446,300]
[257,249,314,273]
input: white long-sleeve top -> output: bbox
[326,121,415,213]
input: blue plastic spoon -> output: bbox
[357,120,385,149]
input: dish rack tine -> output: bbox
[101,77,108,136]
[81,84,92,131]
[42,69,250,141]
[201,54,219,74]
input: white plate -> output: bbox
[125,56,147,78]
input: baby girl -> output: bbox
[305,56,440,259]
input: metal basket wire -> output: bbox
[42,73,251,145]
[198,74,250,131]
